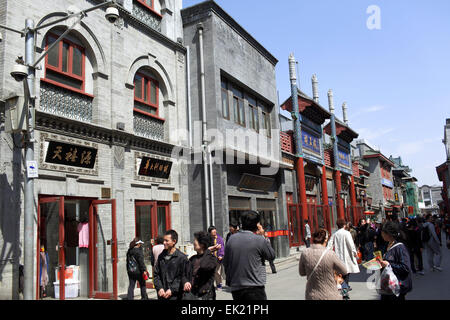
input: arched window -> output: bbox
[44,33,85,93]
[134,72,160,118]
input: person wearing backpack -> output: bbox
[126,238,149,300]
[422,214,443,272]
[376,221,412,301]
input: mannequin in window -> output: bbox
[39,245,49,298]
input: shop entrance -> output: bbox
[37,196,117,300]
[135,201,171,289]
[228,196,251,227]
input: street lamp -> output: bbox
[0,0,119,300]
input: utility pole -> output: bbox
[23,18,36,301]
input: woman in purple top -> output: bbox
[208,226,225,289]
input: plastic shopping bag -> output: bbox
[375,265,400,297]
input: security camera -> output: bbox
[10,64,28,82]
[105,6,119,24]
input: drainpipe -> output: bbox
[197,23,211,228]
[289,54,308,225]
[208,145,215,226]
[328,89,345,220]
[186,46,192,148]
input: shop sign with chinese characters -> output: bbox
[301,130,321,157]
[45,141,97,169]
[40,133,99,176]
[135,151,173,184]
[338,149,351,169]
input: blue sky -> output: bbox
[183,0,450,186]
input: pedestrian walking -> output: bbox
[374,220,388,255]
[299,229,348,300]
[346,222,357,245]
[405,219,424,275]
[422,214,443,272]
[357,219,367,260]
[154,230,189,300]
[327,219,359,290]
[226,223,239,244]
[223,211,275,301]
[183,231,219,300]
[257,223,277,274]
[208,226,225,290]
[150,235,164,268]
[363,220,377,261]
[126,238,149,300]
[304,220,311,248]
[376,221,412,301]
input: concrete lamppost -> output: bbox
[0,0,119,300]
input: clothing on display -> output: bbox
[77,222,89,248]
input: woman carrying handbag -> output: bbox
[126,238,150,300]
[376,222,412,301]
[299,229,348,300]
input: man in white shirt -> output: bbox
[327,218,360,290]
[304,220,311,248]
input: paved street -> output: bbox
[129,238,450,300]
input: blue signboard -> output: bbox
[381,178,394,188]
[338,149,350,168]
[301,130,321,156]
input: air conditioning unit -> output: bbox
[4,95,27,134]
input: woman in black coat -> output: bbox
[126,238,149,300]
[183,231,219,300]
[376,222,412,301]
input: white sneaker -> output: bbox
[418,271,425,275]
[433,266,443,272]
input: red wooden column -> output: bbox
[350,175,358,225]
[296,157,308,222]
[321,166,331,233]
[335,170,345,220]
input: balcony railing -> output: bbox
[132,1,162,32]
[133,112,164,141]
[39,81,93,123]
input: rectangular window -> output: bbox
[137,0,154,9]
[221,79,229,120]
[45,34,85,93]
[248,97,259,132]
[134,72,159,117]
[262,111,271,137]
[239,99,245,126]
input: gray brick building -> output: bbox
[0,0,190,299]
[181,1,290,259]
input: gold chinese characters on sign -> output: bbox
[45,141,97,169]
[138,157,172,179]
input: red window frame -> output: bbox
[136,0,163,18]
[44,33,86,94]
[134,72,162,119]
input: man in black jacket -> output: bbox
[126,238,149,300]
[154,229,188,300]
